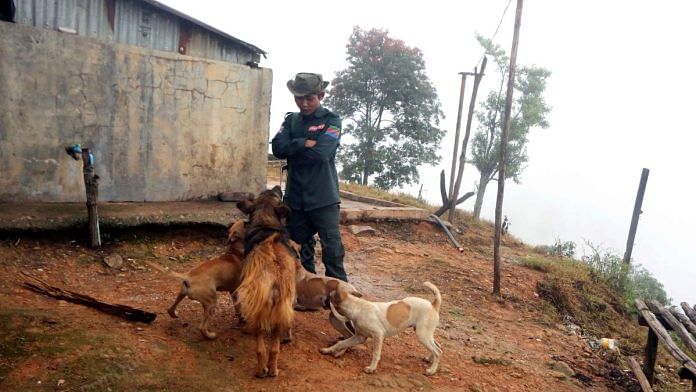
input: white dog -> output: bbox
[321,282,442,375]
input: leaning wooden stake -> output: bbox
[649,300,696,355]
[628,356,654,392]
[22,272,156,323]
[493,0,524,295]
[670,306,696,337]
[683,302,696,325]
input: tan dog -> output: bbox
[295,260,360,338]
[236,186,296,378]
[147,220,246,339]
[321,282,442,375]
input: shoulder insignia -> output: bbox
[323,125,340,140]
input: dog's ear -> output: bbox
[227,220,246,242]
[275,203,290,219]
[236,199,254,214]
[294,259,303,272]
[271,185,283,199]
[326,279,340,294]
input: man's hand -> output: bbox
[304,139,317,148]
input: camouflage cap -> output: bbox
[286,73,330,96]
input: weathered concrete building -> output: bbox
[0,0,272,202]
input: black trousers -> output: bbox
[287,204,347,282]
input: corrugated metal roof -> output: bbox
[16,0,113,40]
[114,0,179,52]
[14,0,266,62]
[138,0,266,56]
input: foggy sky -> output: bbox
[161,0,696,306]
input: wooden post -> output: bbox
[493,0,523,295]
[449,60,487,224]
[81,148,101,248]
[644,328,658,385]
[448,73,470,202]
[628,356,654,392]
[624,168,649,263]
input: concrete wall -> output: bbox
[0,21,272,202]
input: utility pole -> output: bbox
[493,0,523,295]
[623,168,649,264]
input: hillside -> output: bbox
[0,192,690,391]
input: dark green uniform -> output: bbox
[271,106,347,281]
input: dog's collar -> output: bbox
[244,226,293,256]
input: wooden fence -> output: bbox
[631,299,696,391]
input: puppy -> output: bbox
[321,282,442,375]
[294,260,360,339]
[147,219,246,339]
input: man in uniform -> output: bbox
[271,73,348,282]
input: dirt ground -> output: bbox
[0,219,636,391]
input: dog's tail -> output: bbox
[329,301,349,324]
[145,261,191,289]
[236,234,295,333]
[423,281,441,313]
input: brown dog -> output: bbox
[295,261,360,339]
[236,186,297,378]
[147,219,246,339]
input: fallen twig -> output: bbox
[21,271,156,323]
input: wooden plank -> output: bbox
[670,307,696,337]
[628,356,654,392]
[649,300,696,356]
[636,299,696,376]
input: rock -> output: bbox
[548,360,575,377]
[349,225,376,236]
[104,254,123,269]
[56,379,65,388]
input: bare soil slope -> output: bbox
[0,221,644,391]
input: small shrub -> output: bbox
[580,241,670,313]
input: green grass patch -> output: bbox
[341,181,433,209]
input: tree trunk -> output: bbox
[362,164,369,185]
[473,174,490,219]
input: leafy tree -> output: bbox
[326,27,445,189]
[470,34,551,218]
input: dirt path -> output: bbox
[0,222,625,391]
